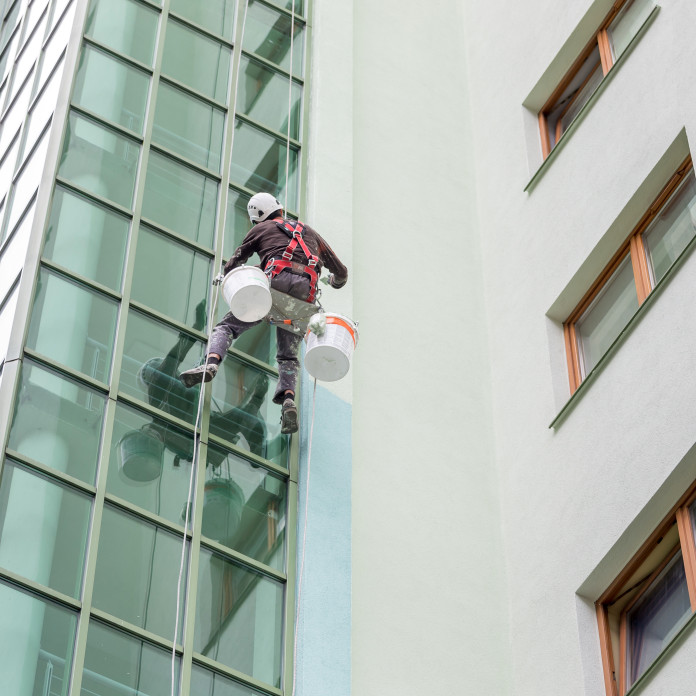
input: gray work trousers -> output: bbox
[209,271,312,404]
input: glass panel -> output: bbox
[83,621,180,696]
[152,82,225,170]
[131,224,212,329]
[73,44,150,135]
[229,120,298,211]
[120,308,205,425]
[223,188,250,261]
[58,112,140,210]
[194,548,283,687]
[0,200,33,300]
[627,550,691,686]
[162,18,231,102]
[8,10,45,103]
[204,443,286,570]
[141,151,218,247]
[169,0,235,41]
[24,54,62,156]
[609,0,654,60]
[238,55,301,139]
[0,581,76,696]
[7,359,106,484]
[49,0,74,34]
[0,459,91,597]
[93,505,188,640]
[210,360,286,467]
[191,663,270,696]
[214,307,276,366]
[0,281,18,364]
[84,0,159,67]
[576,254,639,376]
[24,0,50,41]
[245,0,305,77]
[107,402,198,528]
[0,132,20,203]
[43,185,130,292]
[644,170,696,285]
[36,1,73,90]
[0,71,31,154]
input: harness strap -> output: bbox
[266,220,319,302]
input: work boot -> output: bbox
[280,397,298,434]
[179,362,218,388]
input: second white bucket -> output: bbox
[222,266,272,322]
[305,313,359,381]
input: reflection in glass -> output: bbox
[0,581,76,696]
[190,663,269,696]
[7,360,106,484]
[223,188,250,261]
[83,621,180,696]
[169,0,236,41]
[576,254,638,376]
[194,549,283,687]
[609,0,654,60]
[93,506,188,640]
[644,171,696,285]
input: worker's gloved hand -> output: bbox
[223,259,234,275]
[308,313,326,337]
[320,274,336,286]
[193,299,207,331]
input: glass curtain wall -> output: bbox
[0,0,309,693]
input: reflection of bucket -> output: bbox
[304,313,359,381]
[118,429,164,482]
[201,478,245,542]
[222,266,272,322]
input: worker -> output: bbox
[179,192,348,434]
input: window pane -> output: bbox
[194,548,283,687]
[73,44,150,135]
[84,0,159,67]
[229,120,298,211]
[0,459,91,597]
[24,54,63,156]
[93,505,188,640]
[43,185,130,292]
[238,55,301,139]
[37,1,73,90]
[152,82,225,170]
[0,201,33,301]
[644,170,696,285]
[83,621,180,696]
[162,19,231,102]
[609,0,654,60]
[627,550,691,686]
[204,444,286,571]
[141,151,218,247]
[0,132,20,205]
[576,254,639,376]
[26,267,119,382]
[107,401,198,528]
[223,188,250,261]
[0,72,31,154]
[0,282,18,365]
[58,112,140,209]
[120,308,205,425]
[7,360,106,484]
[169,0,235,41]
[245,0,305,78]
[9,12,45,104]
[0,581,76,696]
[191,663,270,696]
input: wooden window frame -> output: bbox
[596,482,696,696]
[563,156,694,394]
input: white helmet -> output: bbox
[247,192,282,223]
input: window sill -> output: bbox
[525,5,660,194]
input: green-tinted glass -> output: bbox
[58,112,140,209]
[0,460,91,597]
[93,505,188,640]
[223,188,250,260]
[120,308,204,425]
[107,401,198,527]
[245,0,305,77]
[214,304,276,366]
[0,581,76,695]
[238,55,301,139]
[84,0,159,66]
[73,44,150,134]
[162,18,231,102]
[141,151,218,247]
[194,548,283,686]
[26,267,119,383]
[43,185,130,291]
[7,360,106,484]
[644,171,696,285]
[204,444,286,570]
[83,621,180,696]
[152,82,225,171]
[190,663,269,696]
[210,359,286,466]
[229,120,299,211]
[169,0,235,40]
[132,225,212,329]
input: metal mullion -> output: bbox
[158,72,228,109]
[0,0,31,111]
[69,102,145,143]
[0,566,82,610]
[40,258,123,301]
[255,0,306,23]
[0,62,31,116]
[149,142,222,181]
[22,347,110,393]
[81,34,155,74]
[4,447,98,494]
[90,607,181,653]
[9,113,49,182]
[205,432,288,476]
[240,48,305,84]
[236,111,301,148]
[138,216,216,256]
[116,390,199,436]
[128,299,209,342]
[16,0,47,54]
[25,40,63,109]
[104,491,192,538]
[42,0,75,49]
[224,343,279,374]
[167,10,234,49]
[54,175,134,217]
[282,477,298,692]
[199,536,287,583]
[191,653,283,696]
[0,189,34,249]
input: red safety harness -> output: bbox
[264,221,319,302]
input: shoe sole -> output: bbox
[281,406,298,434]
[180,369,215,388]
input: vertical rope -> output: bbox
[283,0,296,214]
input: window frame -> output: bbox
[563,156,694,393]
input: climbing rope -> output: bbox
[283,0,296,215]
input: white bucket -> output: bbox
[304,313,358,381]
[222,266,272,322]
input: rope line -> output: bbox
[284,0,296,215]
